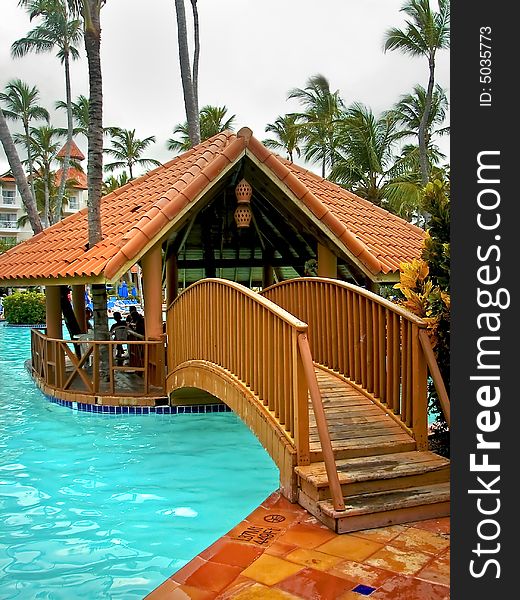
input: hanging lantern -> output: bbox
[234,204,252,228]
[234,178,252,228]
[235,178,252,204]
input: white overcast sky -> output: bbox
[0,0,449,176]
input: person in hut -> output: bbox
[110,311,128,359]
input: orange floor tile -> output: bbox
[146,491,450,599]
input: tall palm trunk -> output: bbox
[43,170,51,228]
[174,0,200,147]
[83,1,109,365]
[0,108,43,234]
[23,119,38,205]
[418,57,435,185]
[190,0,200,111]
[55,47,74,221]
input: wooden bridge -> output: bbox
[166,277,450,533]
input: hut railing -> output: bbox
[261,277,450,448]
[30,329,166,397]
[166,278,346,510]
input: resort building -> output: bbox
[0,139,88,246]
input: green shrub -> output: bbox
[2,291,46,325]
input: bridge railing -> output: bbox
[261,277,450,448]
[167,278,346,510]
[167,279,312,460]
[31,329,166,397]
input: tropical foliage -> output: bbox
[104,127,161,180]
[0,79,49,204]
[384,0,450,184]
[15,124,64,227]
[102,171,130,194]
[2,290,46,324]
[330,103,418,208]
[288,74,345,178]
[167,105,235,153]
[263,114,303,162]
[393,174,450,455]
[56,94,90,138]
[14,0,83,217]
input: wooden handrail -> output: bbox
[30,329,166,397]
[298,333,345,511]
[419,329,451,427]
[261,277,439,449]
[263,277,427,325]
[167,278,345,500]
[168,279,316,463]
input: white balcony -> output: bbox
[0,220,18,231]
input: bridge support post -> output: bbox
[317,244,337,278]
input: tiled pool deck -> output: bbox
[146,491,450,599]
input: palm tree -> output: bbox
[0,79,49,204]
[167,105,235,153]
[392,83,449,158]
[288,74,345,177]
[190,0,200,111]
[331,103,422,219]
[102,171,130,195]
[384,0,450,184]
[263,114,303,162]
[19,124,63,227]
[67,0,109,350]
[14,0,83,220]
[56,94,90,137]
[0,107,43,233]
[104,128,161,180]
[174,0,200,147]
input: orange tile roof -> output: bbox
[0,129,425,285]
[0,171,15,182]
[277,158,424,275]
[57,140,85,161]
[55,167,88,190]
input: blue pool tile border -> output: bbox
[42,393,232,415]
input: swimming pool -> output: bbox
[0,325,279,598]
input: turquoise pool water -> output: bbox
[0,325,279,598]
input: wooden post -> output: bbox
[142,243,165,388]
[45,285,62,339]
[411,324,429,450]
[165,253,178,308]
[317,243,337,278]
[72,284,87,332]
[142,243,163,340]
[45,285,64,389]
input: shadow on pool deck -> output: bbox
[146,490,450,599]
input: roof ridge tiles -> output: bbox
[0,127,424,284]
[246,134,382,274]
[104,134,245,280]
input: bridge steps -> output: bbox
[298,482,450,534]
[299,369,450,532]
[296,451,450,501]
[309,368,417,461]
